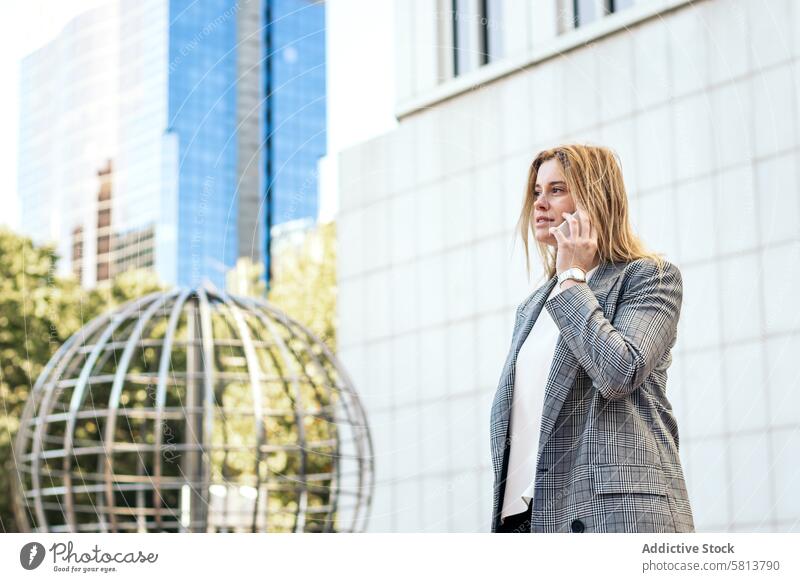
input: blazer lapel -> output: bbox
[493,279,556,431]
[491,260,627,482]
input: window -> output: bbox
[97,208,111,229]
[573,0,637,28]
[452,0,474,76]
[573,0,599,27]
[610,0,636,11]
[481,0,503,64]
[450,0,503,78]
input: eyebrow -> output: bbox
[534,181,566,188]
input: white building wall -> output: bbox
[337,0,800,532]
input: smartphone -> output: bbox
[554,210,580,237]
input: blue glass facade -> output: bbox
[264,0,327,283]
[19,0,326,291]
[168,0,240,288]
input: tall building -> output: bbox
[18,0,120,288]
[263,0,327,287]
[18,0,326,290]
[335,0,800,532]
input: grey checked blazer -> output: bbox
[489,257,694,533]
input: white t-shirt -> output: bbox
[500,265,599,523]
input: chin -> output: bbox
[535,233,555,246]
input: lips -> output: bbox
[536,217,554,225]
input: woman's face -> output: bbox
[532,158,577,247]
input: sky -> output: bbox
[0,0,397,231]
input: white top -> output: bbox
[500,265,599,523]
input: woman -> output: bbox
[489,144,694,533]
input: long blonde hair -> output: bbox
[516,143,667,284]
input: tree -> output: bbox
[266,220,337,352]
[263,220,339,531]
[1,220,340,532]
[0,227,163,532]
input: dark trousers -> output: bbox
[497,502,533,533]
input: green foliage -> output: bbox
[225,256,267,299]
[267,221,337,352]
[0,227,163,532]
[0,221,340,532]
[233,221,340,531]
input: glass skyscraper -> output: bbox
[167,0,242,287]
[264,0,327,285]
[18,0,326,290]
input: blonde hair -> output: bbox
[516,143,667,285]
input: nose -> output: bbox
[535,194,549,209]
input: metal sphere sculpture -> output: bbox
[13,286,373,533]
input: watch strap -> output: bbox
[557,267,587,287]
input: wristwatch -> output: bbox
[557,266,587,289]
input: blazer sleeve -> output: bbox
[543,258,683,401]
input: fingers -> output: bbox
[586,212,598,243]
[583,210,594,240]
[569,209,596,241]
[576,209,591,239]
[562,211,580,238]
[552,210,597,246]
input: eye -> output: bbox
[534,188,564,197]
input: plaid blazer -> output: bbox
[489,258,694,533]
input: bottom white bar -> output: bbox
[1,533,798,580]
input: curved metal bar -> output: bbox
[61,292,163,532]
[13,328,85,532]
[223,304,297,531]
[243,294,375,531]
[237,296,339,531]
[195,286,217,531]
[280,323,342,532]
[152,288,192,530]
[314,347,374,532]
[199,294,244,528]
[29,336,98,531]
[102,289,177,531]
[31,297,151,532]
[216,292,268,532]
[297,332,374,532]
[231,296,309,532]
